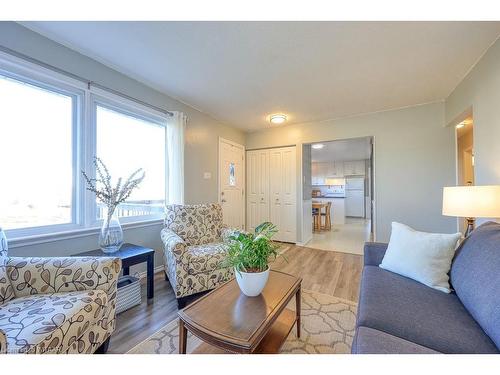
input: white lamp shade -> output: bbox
[442,185,500,218]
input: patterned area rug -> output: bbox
[128,289,357,354]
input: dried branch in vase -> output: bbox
[81,157,146,212]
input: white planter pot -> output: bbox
[235,267,270,297]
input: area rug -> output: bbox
[128,289,357,354]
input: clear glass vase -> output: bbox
[99,207,123,253]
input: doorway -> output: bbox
[304,136,374,255]
[218,138,245,230]
[455,116,474,232]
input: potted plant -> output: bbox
[224,222,281,297]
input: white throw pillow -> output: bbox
[379,222,461,293]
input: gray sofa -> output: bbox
[352,221,500,354]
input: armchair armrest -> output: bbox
[363,242,388,266]
[7,256,121,297]
[161,228,187,259]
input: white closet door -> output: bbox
[279,147,297,242]
[246,149,269,232]
[269,146,296,242]
[269,148,283,239]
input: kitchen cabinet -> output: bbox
[343,160,365,176]
[247,146,297,243]
[312,161,345,185]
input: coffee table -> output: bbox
[177,270,301,354]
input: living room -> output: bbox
[2,1,500,373]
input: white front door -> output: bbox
[219,138,245,230]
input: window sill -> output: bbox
[7,218,163,249]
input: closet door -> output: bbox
[279,147,297,242]
[246,149,269,232]
[269,146,296,242]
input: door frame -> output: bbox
[218,137,245,229]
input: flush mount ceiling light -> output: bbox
[312,144,324,149]
[269,114,287,125]
[456,122,465,129]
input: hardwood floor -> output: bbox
[108,244,362,354]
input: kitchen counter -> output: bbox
[312,195,345,199]
[312,197,346,224]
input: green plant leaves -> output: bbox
[223,222,281,273]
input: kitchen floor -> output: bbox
[305,217,372,255]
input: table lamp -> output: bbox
[442,185,500,237]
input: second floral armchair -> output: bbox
[161,203,240,308]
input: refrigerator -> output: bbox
[345,177,365,217]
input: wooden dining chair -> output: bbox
[320,202,332,230]
[312,206,320,232]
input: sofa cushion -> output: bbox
[165,204,223,246]
[352,326,440,354]
[0,290,108,354]
[0,229,14,306]
[187,242,228,275]
[450,221,500,349]
[357,266,498,353]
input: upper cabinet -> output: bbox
[343,160,365,176]
[312,160,365,185]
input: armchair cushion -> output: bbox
[7,257,120,299]
[188,242,228,275]
[0,290,108,354]
[165,203,223,246]
[0,229,14,306]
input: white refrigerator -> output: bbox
[345,177,365,217]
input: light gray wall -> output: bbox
[446,37,500,187]
[246,102,457,242]
[1,22,245,271]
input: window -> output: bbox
[0,73,77,231]
[0,53,174,240]
[95,103,166,220]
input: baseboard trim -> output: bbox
[134,265,165,279]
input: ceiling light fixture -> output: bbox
[270,114,287,125]
[312,144,324,149]
[456,123,465,129]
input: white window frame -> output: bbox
[0,51,170,246]
[88,89,169,226]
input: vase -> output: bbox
[99,207,123,253]
[235,267,270,297]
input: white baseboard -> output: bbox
[132,265,165,280]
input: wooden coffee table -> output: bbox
[177,270,301,354]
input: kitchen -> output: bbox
[304,137,373,255]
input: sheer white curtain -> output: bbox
[166,111,186,204]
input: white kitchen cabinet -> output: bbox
[343,160,365,176]
[247,146,297,243]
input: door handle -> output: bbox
[221,199,227,203]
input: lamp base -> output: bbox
[464,217,475,237]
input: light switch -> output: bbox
[203,172,212,179]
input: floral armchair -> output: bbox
[0,229,121,354]
[161,203,239,308]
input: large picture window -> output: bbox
[0,53,174,240]
[95,103,166,220]
[0,73,77,231]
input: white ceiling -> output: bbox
[21,21,500,132]
[311,137,371,162]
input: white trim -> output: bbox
[136,265,165,280]
[8,219,163,249]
